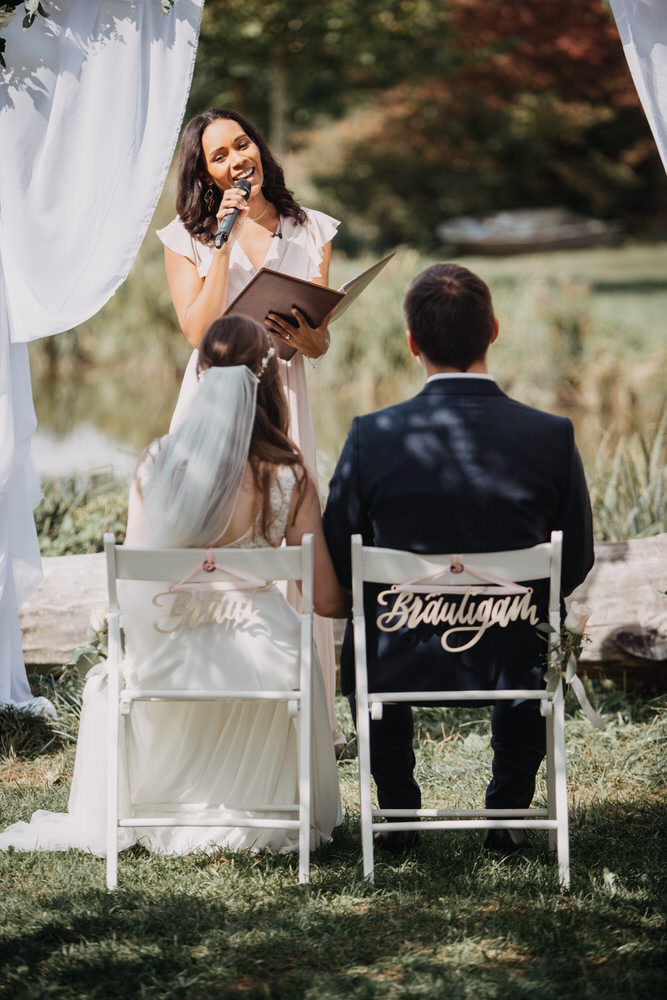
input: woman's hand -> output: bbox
[265,306,331,359]
[214,186,250,249]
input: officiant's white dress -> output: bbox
[0,466,340,857]
[157,209,341,737]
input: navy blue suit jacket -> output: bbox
[322,377,594,696]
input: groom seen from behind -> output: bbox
[322,263,594,853]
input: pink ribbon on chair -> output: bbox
[202,548,217,573]
[392,554,529,595]
[172,550,266,593]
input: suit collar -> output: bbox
[418,376,505,398]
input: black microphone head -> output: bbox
[234,178,252,199]
[214,178,253,248]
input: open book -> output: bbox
[224,250,396,360]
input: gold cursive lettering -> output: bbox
[376,590,413,631]
[152,590,262,634]
[375,588,540,652]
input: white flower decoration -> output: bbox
[564,601,592,636]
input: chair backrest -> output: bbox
[351,531,562,694]
[104,534,314,616]
[352,538,560,596]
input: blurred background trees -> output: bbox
[188,0,667,250]
[23,0,667,543]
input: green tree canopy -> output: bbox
[186,0,667,250]
[188,0,454,152]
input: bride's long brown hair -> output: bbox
[197,316,307,539]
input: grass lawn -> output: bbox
[1,681,665,1000]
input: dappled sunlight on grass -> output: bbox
[1,684,664,998]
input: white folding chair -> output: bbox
[351,531,571,888]
[103,532,315,889]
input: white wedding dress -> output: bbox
[0,466,340,857]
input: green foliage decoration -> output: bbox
[0,1,48,68]
[0,0,174,69]
[34,477,129,556]
[64,617,110,681]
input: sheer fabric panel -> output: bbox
[611,0,667,175]
[0,0,203,706]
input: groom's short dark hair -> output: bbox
[404,263,495,370]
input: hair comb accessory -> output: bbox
[257,345,276,378]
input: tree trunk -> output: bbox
[268,60,287,160]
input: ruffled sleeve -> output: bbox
[303,208,340,252]
[277,209,340,283]
[156,217,201,268]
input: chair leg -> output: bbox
[552,685,570,890]
[106,613,121,890]
[543,699,557,854]
[357,695,375,882]
[106,691,119,890]
[298,633,312,885]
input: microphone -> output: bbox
[214,178,252,249]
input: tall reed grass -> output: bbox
[589,416,667,541]
[29,242,667,465]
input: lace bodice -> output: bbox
[138,444,296,550]
[223,465,296,549]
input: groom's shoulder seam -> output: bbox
[355,395,417,427]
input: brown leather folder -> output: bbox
[224,250,396,361]
[225,270,342,360]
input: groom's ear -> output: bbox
[406,329,421,359]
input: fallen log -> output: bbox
[569,533,667,685]
[20,536,667,685]
[20,552,107,668]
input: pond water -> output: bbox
[30,362,609,489]
[29,364,359,485]
[31,425,138,481]
[30,366,181,481]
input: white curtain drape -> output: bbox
[611,0,667,175]
[0,0,203,709]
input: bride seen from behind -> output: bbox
[126,315,348,623]
[0,316,347,858]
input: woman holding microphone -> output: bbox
[158,108,343,747]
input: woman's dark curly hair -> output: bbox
[176,108,307,247]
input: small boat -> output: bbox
[437,207,623,255]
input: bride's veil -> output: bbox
[140,365,258,548]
